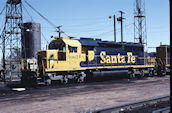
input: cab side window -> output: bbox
[63,46,66,52]
[69,46,77,53]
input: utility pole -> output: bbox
[57,26,64,38]
[109,15,116,42]
[117,11,125,43]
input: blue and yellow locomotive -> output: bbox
[21,36,169,85]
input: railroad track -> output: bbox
[87,95,170,113]
[152,107,170,113]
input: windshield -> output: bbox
[49,40,66,52]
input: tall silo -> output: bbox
[21,22,41,59]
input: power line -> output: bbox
[24,0,70,38]
[91,23,133,37]
[63,19,109,28]
[64,24,113,32]
[22,4,33,22]
[0,5,5,15]
[41,32,49,45]
[13,14,108,22]
[24,0,57,29]
[91,30,114,37]
[0,6,5,38]
[45,17,108,21]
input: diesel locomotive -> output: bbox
[21,36,170,85]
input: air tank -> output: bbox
[21,22,41,59]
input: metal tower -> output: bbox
[0,0,23,81]
[134,0,147,45]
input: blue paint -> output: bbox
[79,38,144,68]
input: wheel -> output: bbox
[148,69,155,77]
[85,70,93,82]
[63,75,68,84]
[140,70,144,78]
[45,79,51,85]
[156,65,166,76]
[77,72,86,83]
[156,68,165,76]
[128,70,135,79]
[137,70,144,78]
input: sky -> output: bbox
[0,0,170,52]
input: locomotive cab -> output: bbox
[37,37,86,83]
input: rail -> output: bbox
[152,107,170,113]
[87,94,170,113]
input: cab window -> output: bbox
[69,46,77,53]
[49,41,66,52]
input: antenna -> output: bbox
[134,0,147,46]
[56,26,64,38]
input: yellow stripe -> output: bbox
[45,65,155,72]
